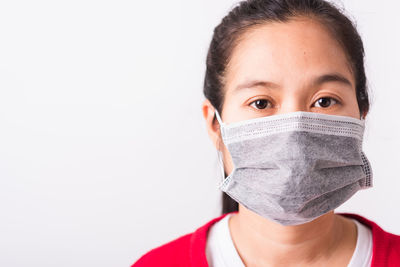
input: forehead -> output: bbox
[224,17,354,90]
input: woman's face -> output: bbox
[203,17,363,175]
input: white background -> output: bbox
[0,0,399,266]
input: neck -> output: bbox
[229,205,356,266]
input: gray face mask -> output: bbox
[215,110,373,226]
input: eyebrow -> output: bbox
[234,73,353,92]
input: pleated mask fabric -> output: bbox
[215,110,373,226]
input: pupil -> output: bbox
[256,100,268,109]
[318,98,331,107]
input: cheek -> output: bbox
[343,95,361,119]
[221,97,254,124]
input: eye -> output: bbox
[250,99,271,110]
[313,97,339,108]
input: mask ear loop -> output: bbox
[214,109,226,184]
[214,109,224,126]
[216,149,225,185]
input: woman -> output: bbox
[133,0,400,266]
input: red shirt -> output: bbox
[133,212,400,267]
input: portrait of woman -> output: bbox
[133,0,400,266]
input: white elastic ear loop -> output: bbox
[214,109,224,125]
[216,149,226,185]
[214,109,226,184]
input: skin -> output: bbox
[202,16,367,267]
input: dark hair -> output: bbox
[202,0,371,214]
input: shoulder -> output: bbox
[131,212,234,267]
[338,212,400,265]
[132,232,192,267]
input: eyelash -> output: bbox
[249,97,341,110]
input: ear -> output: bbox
[202,99,222,151]
[361,109,368,120]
